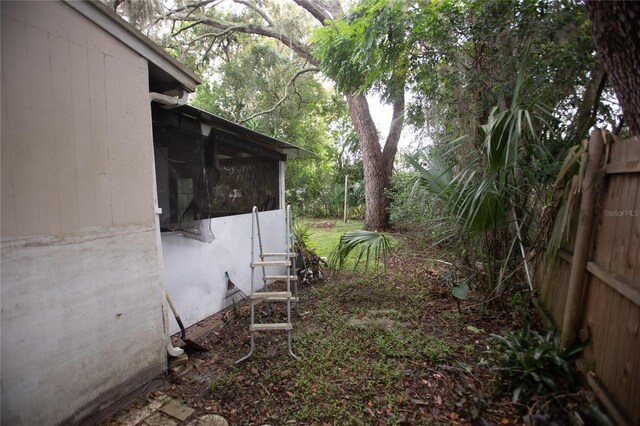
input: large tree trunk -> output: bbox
[301,0,404,230]
[347,93,404,231]
[586,1,640,135]
[160,0,406,229]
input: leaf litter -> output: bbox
[102,228,599,425]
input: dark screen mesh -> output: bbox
[152,105,280,231]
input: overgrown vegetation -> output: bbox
[106,0,633,422]
[486,326,589,403]
[105,224,605,425]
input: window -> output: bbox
[176,178,194,222]
[152,105,280,231]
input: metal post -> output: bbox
[287,205,299,360]
[235,207,259,364]
[343,174,349,223]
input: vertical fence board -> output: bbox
[611,175,638,281]
[582,276,598,360]
[537,133,640,424]
[608,175,637,403]
[538,258,571,323]
[593,176,621,374]
[625,304,640,420]
[628,192,640,288]
[610,293,631,408]
[592,175,621,266]
[626,162,640,420]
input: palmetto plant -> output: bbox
[407,66,549,295]
[329,230,392,274]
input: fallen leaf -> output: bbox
[450,412,459,421]
[367,400,373,407]
[501,418,510,424]
[466,325,483,334]
[436,395,442,405]
[285,391,294,398]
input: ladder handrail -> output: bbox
[253,206,267,286]
[285,205,292,357]
[236,205,299,363]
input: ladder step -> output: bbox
[262,275,298,281]
[259,296,299,302]
[251,261,291,267]
[250,323,292,332]
[261,252,297,257]
[250,291,292,300]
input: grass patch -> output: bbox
[296,217,363,258]
[296,217,400,271]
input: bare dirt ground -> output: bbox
[102,231,597,425]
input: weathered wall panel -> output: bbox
[1,2,166,425]
[162,210,287,333]
[0,0,155,239]
[1,227,166,425]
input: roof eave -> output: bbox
[176,105,315,159]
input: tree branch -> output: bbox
[569,65,607,143]
[168,14,318,66]
[170,20,204,38]
[382,93,405,174]
[176,27,243,46]
[232,0,275,27]
[200,39,216,69]
[239,67,320,124]
[165,0,220,17]
[293,0,342,24]
[150,0,220,27]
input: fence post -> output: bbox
[560,129,605,349]
[344,174,349,223]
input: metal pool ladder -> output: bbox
[236,205,299,363]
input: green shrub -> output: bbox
[486,326,588,403]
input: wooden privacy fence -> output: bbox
[535,129,640,425]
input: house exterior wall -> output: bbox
[1,2,167,424]
[163,210,287,333]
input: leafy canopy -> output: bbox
[311,0,410,100]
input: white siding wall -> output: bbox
[1,2,167,424]
[163,210,287,332]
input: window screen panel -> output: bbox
[152,106,280,231]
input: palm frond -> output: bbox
[329,230,391,274]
